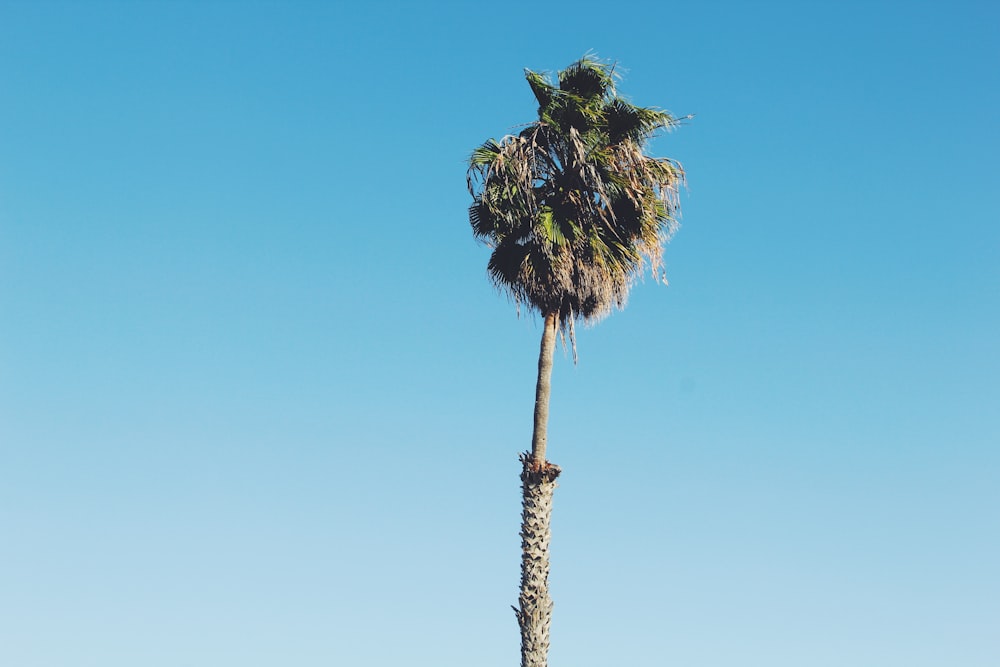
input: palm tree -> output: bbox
[467,56,685,667]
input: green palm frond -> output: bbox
[487,241,531,295]
[470,139,502,166]
[606,100,678,144]
[525,69,554,110]
[469,198,502,242]
[536,207,566,246]
[557,55,615,101]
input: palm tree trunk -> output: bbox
[515,312,561,667]
[530,312,558,464]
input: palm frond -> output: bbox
[525,69,554,110]
[606,100,678,144]
[469,139,502,166]
[557,55,615,101]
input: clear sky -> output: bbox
[1,1,997,665]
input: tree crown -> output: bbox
[468,56,685,337]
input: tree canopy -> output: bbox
[467,56,685,337]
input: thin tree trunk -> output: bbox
[515,312,561,667]
[530,312,558,464]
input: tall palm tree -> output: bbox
[467,56,685,667]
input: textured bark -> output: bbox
[515,454,561,667]
[530,313,558,465]
[516,312,561,666]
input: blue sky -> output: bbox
[1,1,997,665]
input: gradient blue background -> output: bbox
[2,1,997,665]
